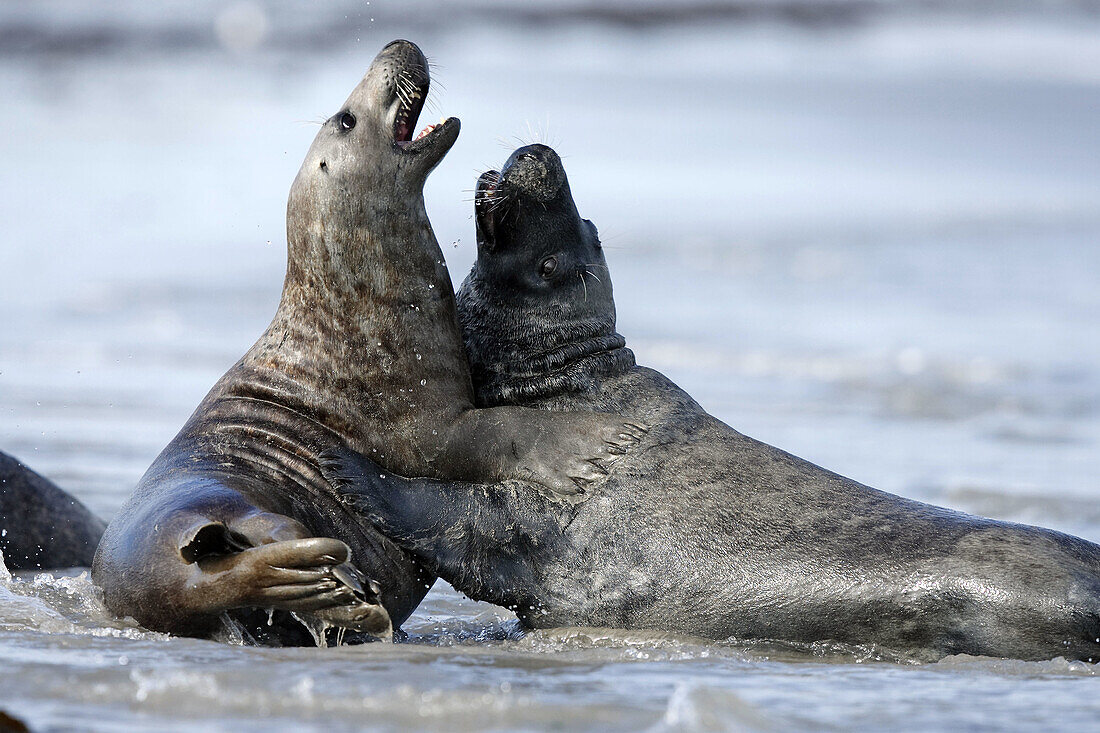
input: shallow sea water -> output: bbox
[2,3,1100,731]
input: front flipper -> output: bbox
[439,406,647,498]
[320,446,563,612]
[180,518,391,638]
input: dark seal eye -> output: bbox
[539,256,558,279]
[337,112,356,131]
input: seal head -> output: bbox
[459,144,635,406]
[297,39,458,192]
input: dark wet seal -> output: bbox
[325,144,1100,663]
[92,42,643,646]
[0,710,30,733]
[0,450,104,571]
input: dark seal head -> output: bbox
[459,144,634,407]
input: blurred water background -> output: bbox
[1,1,1099,730]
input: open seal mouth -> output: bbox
[391,55,454,153]
[474,169,504,246]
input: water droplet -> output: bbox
[415,353,422,360]
[290,612,331,648]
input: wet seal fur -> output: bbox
[0,450,105,571]
[325,144,1100,662]
[93,45,642,644]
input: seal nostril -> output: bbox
[319,160,328,171]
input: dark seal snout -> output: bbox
[475,144,576,253]
[500,144,566,202]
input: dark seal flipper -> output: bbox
[0,450,105,570]
[320,446,562,614]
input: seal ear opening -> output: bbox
[180,522,253,564]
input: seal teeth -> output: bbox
[392,77,430,145]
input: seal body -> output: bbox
[326,144,1100,661]
[92,40,455,641]
[0,450,104,571]
[94,44,642,642]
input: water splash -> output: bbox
[214,612,251,646]
[656,682,777,732]
[0,547,10,584]
[0,568,156,639]
[290,612,333,648]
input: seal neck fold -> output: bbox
[475,334,635,406]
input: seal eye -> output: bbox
[338,112,356,131]
[539,256,558,279]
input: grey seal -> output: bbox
[93,46,643,644]
[324,144,1100,662]
[0,450,105,571]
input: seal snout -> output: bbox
[379,41,430,147]
[500,144,566,202]
[372,39,458,159]
[474,144,574,252]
